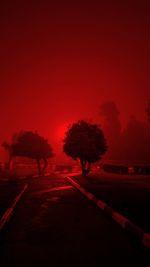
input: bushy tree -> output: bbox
[2,131,54,175]
[63,120,107,176]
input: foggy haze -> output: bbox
[0,1,150,163]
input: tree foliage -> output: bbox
[63,120,107,176]
[11,131,53,159]
[2,131,54,175]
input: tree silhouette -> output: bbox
[120,116,150,163]
[2,131,54,175]
[63,120,107,176]
[99,101,121,159]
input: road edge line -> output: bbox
[65,176,150,249]
[0,184,28,232]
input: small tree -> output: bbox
[63,120,107,176]
[2,131,54,175]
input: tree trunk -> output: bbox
[42,158,48,175]
[80,158,85,176]
[6,155,13,171]
[86,162,91,175]
[80,159,91,177]
[36,159,41,175]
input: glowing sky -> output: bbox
[0,1,150,161]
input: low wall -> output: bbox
[103,164,150,174]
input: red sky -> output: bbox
[0,1,150,162]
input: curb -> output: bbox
[0,184,28,232]
[32,173,51,178]
[66,176,150,249]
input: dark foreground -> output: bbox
[0,179,23,218]
[0,173,149,266]
[70,171,150,232]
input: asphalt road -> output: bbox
[0,180,23,218]
[68,171,150,232]
[0,173,149,267]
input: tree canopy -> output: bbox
[11,131,53,159]
[2,131,54,175]
[63,120,107,175]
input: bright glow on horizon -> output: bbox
[56,123,70,142]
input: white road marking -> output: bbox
[0,184,28,231]
[112,212,128,228]
[33,185,73,195]
[65,176,150,249]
